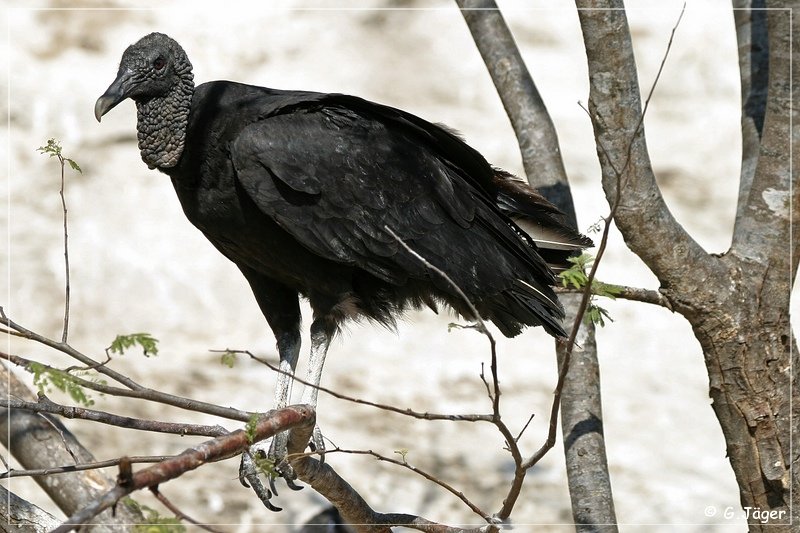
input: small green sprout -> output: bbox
[29,362,94,406]
[107,333,159,357]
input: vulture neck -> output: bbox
[135,75,194,170]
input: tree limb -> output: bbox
[732,0,770,223]
[575,1,722,291]
[1,349,253,422]
[555,284,673,309]
[4,395,229,438]
[730,0,798,277]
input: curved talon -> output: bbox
[268,474,279,497]
[250,476,282,513]
[286,477,303,491]
[240,457,282,512]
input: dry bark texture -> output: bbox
[576,1,797,530]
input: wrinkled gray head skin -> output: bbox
[96,33,194,169]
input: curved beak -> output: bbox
[94,69,134,122]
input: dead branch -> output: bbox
[4,395,229,437]
[1,455,169,479]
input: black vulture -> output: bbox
[95,32,591,506]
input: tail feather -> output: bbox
[486,279,567,338]
[492,170,593,272]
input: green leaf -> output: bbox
[244,413,260,445]
[130,501,186,533]
[253,454,278,478]
[585,303,614,327]
[559,253,593,290]
[28,362,95,406]
[66,158,82,173]
[37,138,61,157]
[108,333,159,357]
[592,280,623,299]
[220,350,237,368]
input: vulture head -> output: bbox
[95,32,193,121]
[95,32,194,169]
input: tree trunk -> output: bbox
[457,2,618,530]
[575,1,798,530]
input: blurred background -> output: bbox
[3,0,788,530]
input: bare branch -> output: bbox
[1,455,170,479]
[384,226,493,341]
[329,447,490,521]
[226,349,494,423]
[0,361,145,528]
[730,2,798,277]
[58,154,70,343]
[290,441,488,532]
[732,1,770,223]
[555,284,673,310]
[4,395,229,438]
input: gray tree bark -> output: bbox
[457,2,618,531]
[0,485,60,532]
[575,1,797,530]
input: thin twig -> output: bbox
[328,447,490,522]
[57,154,70,344]
[383,226,522,526]
[384,226,492,339]
[4,395,230,438]
[150,486,226,533]
[0,455,170,479]
[219,349,494,423]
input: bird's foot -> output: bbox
[238,433,302,512]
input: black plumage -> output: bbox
[95,32,591,496]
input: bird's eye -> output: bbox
[153,57,166,70]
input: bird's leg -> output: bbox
[239,330,301,507]
[299,317,333,456]
[266,331,301,470]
